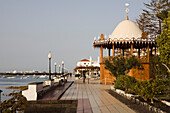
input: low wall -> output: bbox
[22,78,61,101]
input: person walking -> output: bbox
[87,75,90,84]
[83,74,86,83]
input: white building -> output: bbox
[77,56,100,67]
[74,56,100,78]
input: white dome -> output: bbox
[110,20,142,40]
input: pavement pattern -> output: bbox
[60,77,136,113]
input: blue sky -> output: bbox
[0,0,150,72]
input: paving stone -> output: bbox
[26,76,136,113]
[61,77,135,113]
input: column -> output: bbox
[147,44,149,62]
[131,44,134,77]
[155,46,157,56]
[123,48,125,56]
[0,90,2,112]
[100,46,103,63]
[49,58,51,80]
[138,48,140,58]
[131,44,133,55]
[112,45,115,57]
[108,49,110,56]
[100,34,104,84]
[100,34,104,63]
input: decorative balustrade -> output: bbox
[94,37,156,43]
[103,56,149,63]
[137,56,148,63]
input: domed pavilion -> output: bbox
[93,4,157,84]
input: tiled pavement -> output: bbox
[61,77,136,113]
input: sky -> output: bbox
[0,0,150,72]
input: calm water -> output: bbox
[0,75,47,102]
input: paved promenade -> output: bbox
[61,77,136,113]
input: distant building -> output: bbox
[13,70,17,73]
[74,56,100,77]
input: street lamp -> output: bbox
[59,65,61,75]
[0,90,2,112]
[62,61,65,81]
[62,61,64,75]
[48,52,52,80]
[54,62,57,77]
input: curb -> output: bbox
[110,86,167,113]
[57,81,74,100]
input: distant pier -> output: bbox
[0,72,72,76]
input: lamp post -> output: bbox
[59,65,61,75]
[54,62,57,77]
[0,90,2,113]
[48,52,52,80]
[62,61,65,81]
[62,61,64,75]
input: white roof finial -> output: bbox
[94,36,96,41]
[98,36,100,40]
[109,34,111,38]
[125,3,129,20]
[105,35,107,39]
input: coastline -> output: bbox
[0,75,46,102]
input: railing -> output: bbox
[94,37,156,43]
[136,56,148,63]
[103,56,149,63]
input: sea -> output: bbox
[0,75,47,102]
